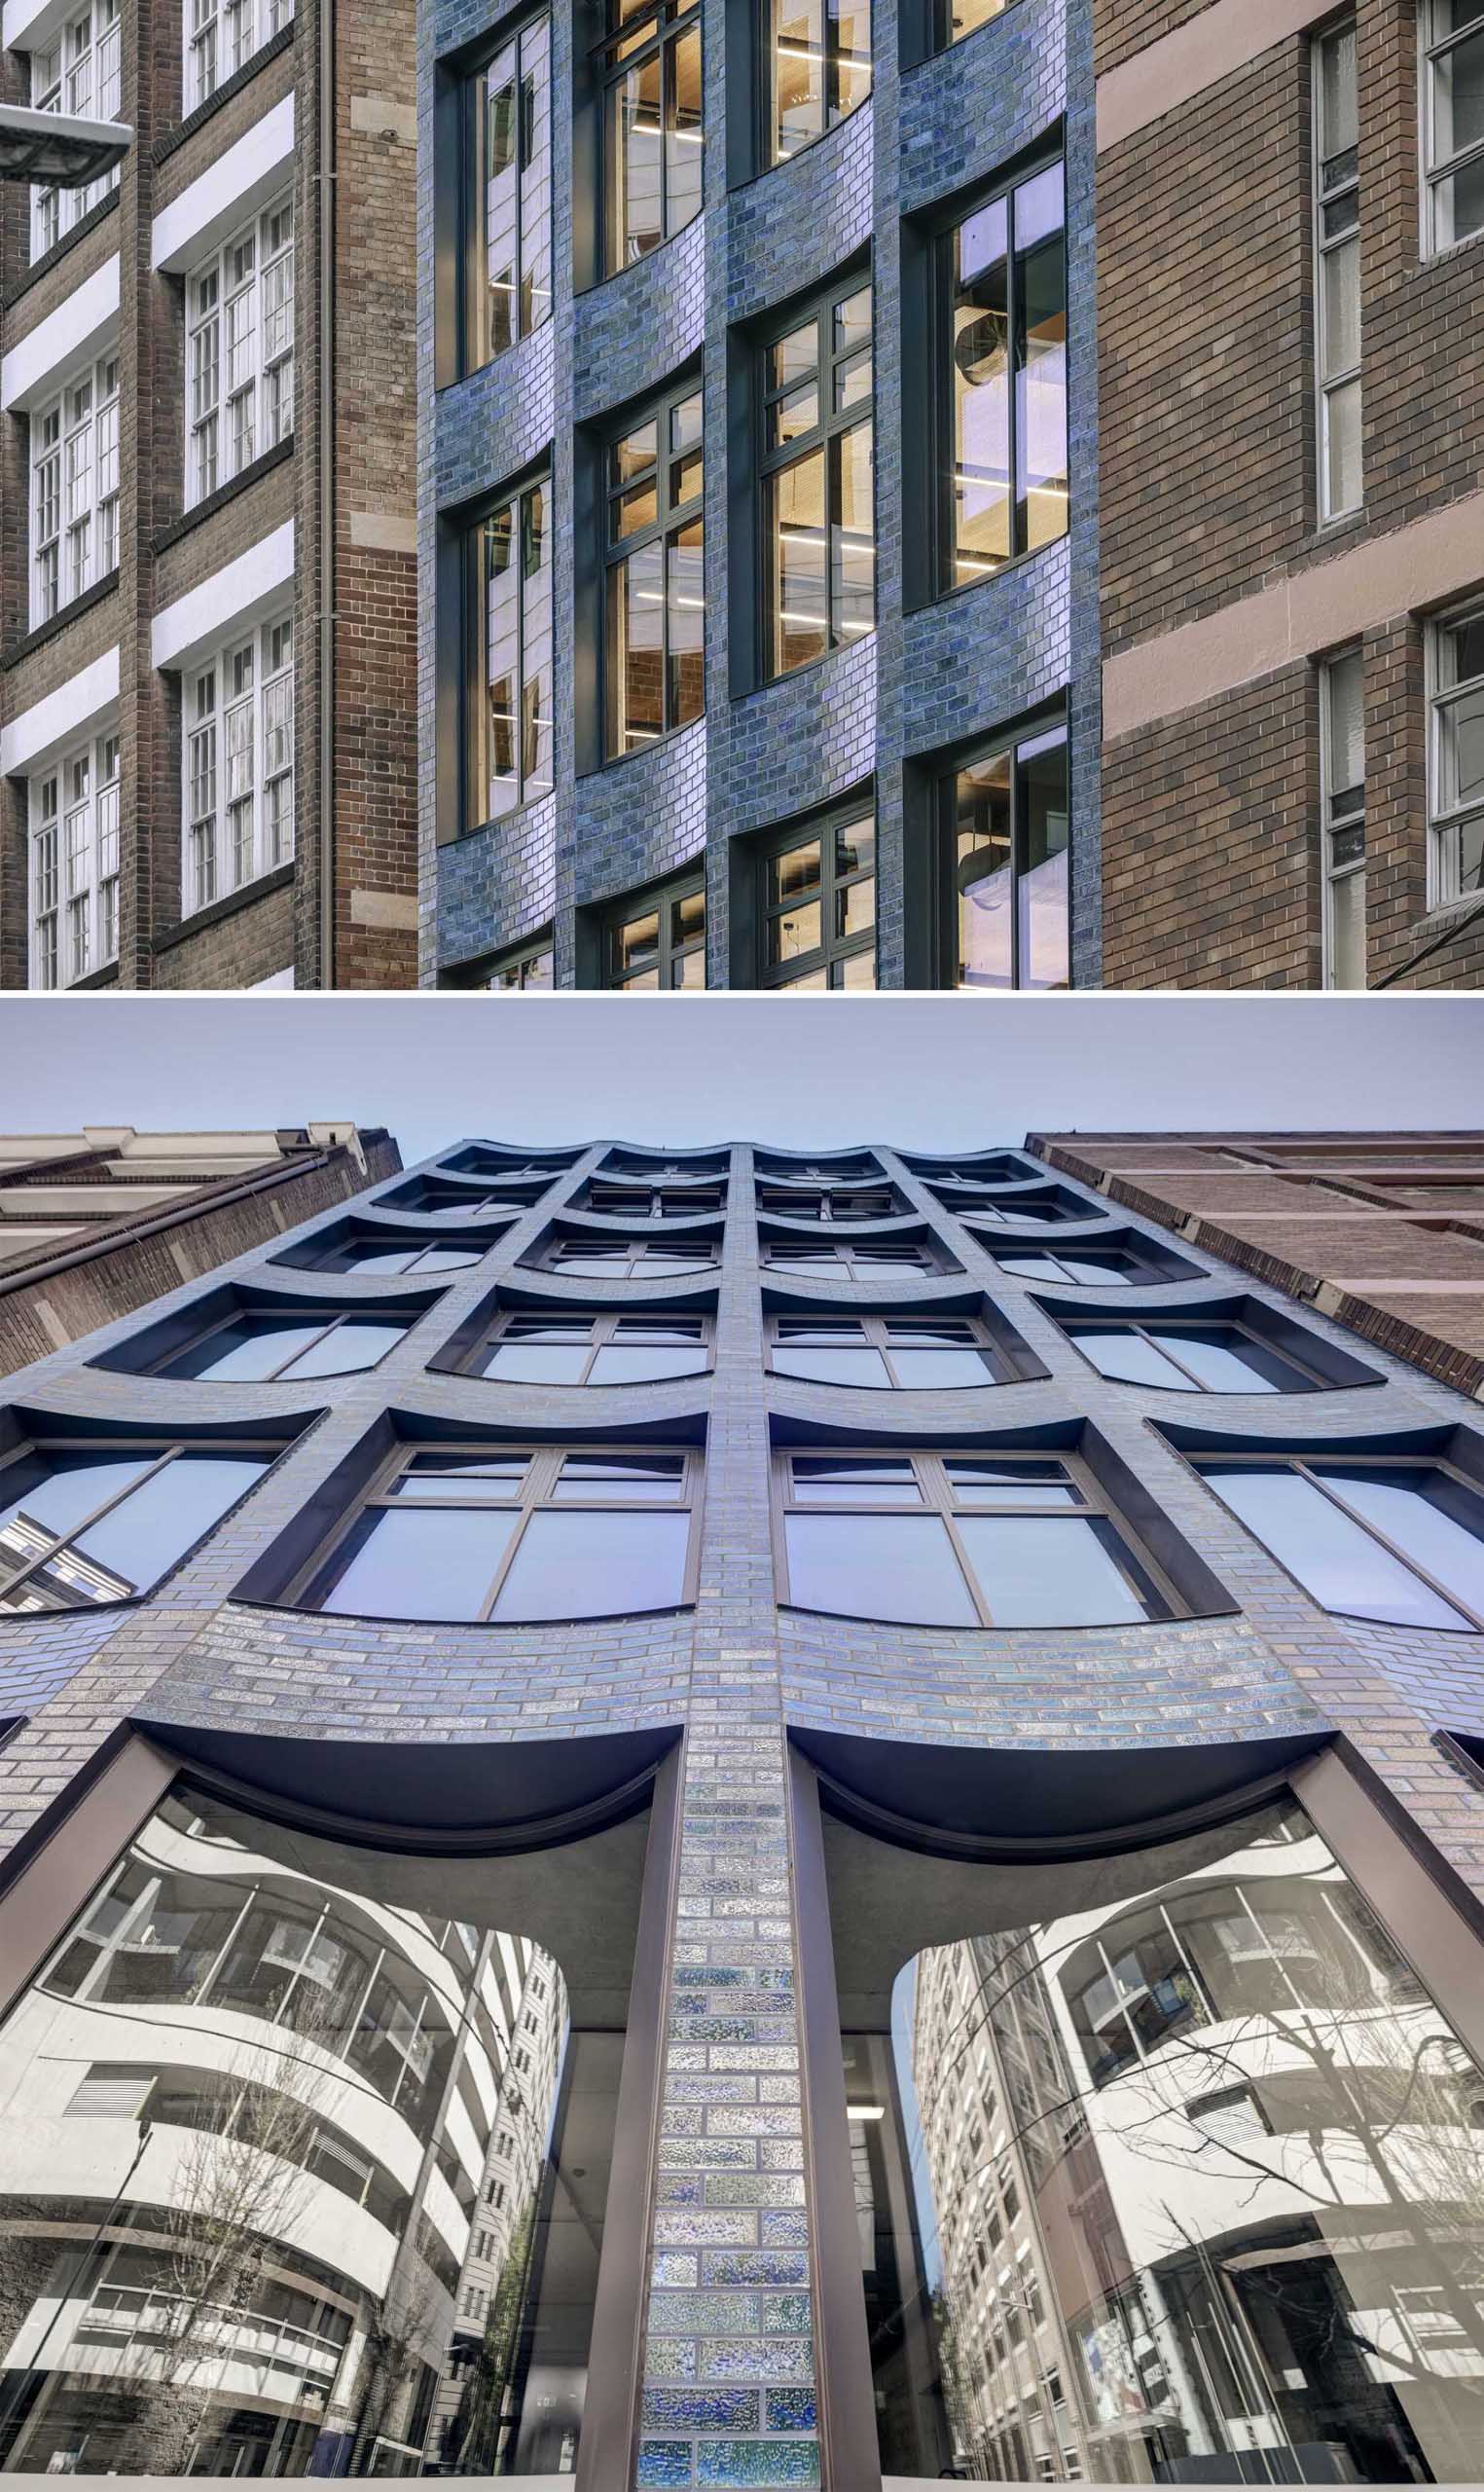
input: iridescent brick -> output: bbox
[760,2210,810,2246]
[705,2251,809,2288]
[636,2437,692,2488]
[700,2337,815,2383]
[645,2338,700,2379]
[660,2138,756,2170]
[767,2389,818,2433]
[656,2211,758,2246]
[653,2252,699,2288]
[706,2107,802,2136]
[762,2292,813,2335]
[641,2388,761,2434]
[650,2290,761,2334]
[696,2440,820,2488]
[706,2172,806,2207]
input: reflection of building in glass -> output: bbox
[872,1800,1484,2484]
[0,1794,581,2477]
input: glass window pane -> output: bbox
[1147,1327,1284,1393]
[773,1345,893,1387]
[785,1511,977,1624]
[1071,1327,1198,1390]
[955,749,1012,988]
[1018,235,1068,556]
[282,1321,407,1379]
[887,1347,993,1388]
[957,1514,1152,1626]
[1315,1465,1484,1623]
[0,1452,157,1564]
[388,1455,529,1500]
[1201,1465,1472,1631]
[69,1456,267,1599]
[172,1320,325,1380]
[947,1459,1081,1506]
[493,1507,690,1618]
[478,1342,594,1383]
[611,542,665,755]
[1020,734,1069,989]
[772,449,827,676]
[588,1344,709,1382]
[667,521,706,725]
[552,1454,685,1500]
[317,1506,518,1618]
[791,1457,922,1502]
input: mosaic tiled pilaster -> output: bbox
[636,1726,818,2490]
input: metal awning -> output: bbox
[0,101,131,186]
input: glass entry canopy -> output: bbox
[842,1796,1484,2483]
[0,1781,648,2477]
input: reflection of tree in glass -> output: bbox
[442,2191,538,2473]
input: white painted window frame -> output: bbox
[1311,15,1361,523]
[28,727,121,989]
[1421,0,1484,257]
[183,609,295,915]
[1320,643,1366,987]
[29,349,121,629]
[185,193,294,509]
[1426,601,1484,909]
[29,0,122,263]
[185,0,295,116]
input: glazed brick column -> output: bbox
[118,0,163,987]
[636,1151,819,2490]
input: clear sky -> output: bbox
[4,995,1474,1170]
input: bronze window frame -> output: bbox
[464,1307,716,1385]
[1195,1450,1484,1632]
[601,871,707,989]
[760,1237,942,1278]
[758,272,875,682]
[597,0,704,279]
[755,801,877,989]
[148,1305,414,1385]
[765,1309,1007,1388]
[769,1445,1181,1627]
[0,1732,684,2492]
[534,1234,722,1280]
[457,10,553,377]
[1060,1313,1333,1397]
[602,382,706,761]
[286,1439,706,1623]
[756,1186,898,1224]
[0,1431,281,1614]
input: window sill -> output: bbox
[153,859,295,953]
[732,94,872,196]
[584,715,706,779]
[2,191,119,312]
[240,1594,697,1631]
[155,436,294,554]
[154,22,296,163]
[2,570,120,672]
[909,530,1069,617]
[63,959,122,993]
[577,212,704,299]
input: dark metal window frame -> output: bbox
[0,1733,685,2492]
[756,1185,898,1223]
[937,712,1069,989]
[760,1237,942,1278]
[755,1155,885,1185]
[536,1233,722,1279]
[770,1445,1180,1626]
[757,269,875,683]
[765,1309,1005,1387]
[929,0,1019,54]
[762,0,873,170]
[467,1306,716,1384]
[0,1431,280,1613]
[930,146,1068,601]
[290,1438,706,1621]
[381,1181,548,1217]
[931,1179,1086,1224]
[1061,1313,1332,1397]
[596,0,704,278]
[299,1231,497,1278]
[600,868,707,988]
[753,799,877,988]
[149,1305,413,1385]
[446,931,557,992]
[1195,1450,1484,1632]
[456,8,553,379]
[602,378,706,762]
[587,1183,724,1217]
[462,466,554,832]
[989,1241,1183,1287]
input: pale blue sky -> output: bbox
[6,995,1474,1170]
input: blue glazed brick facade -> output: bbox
[5,1134,1484,2484]
[420,0,1102,986]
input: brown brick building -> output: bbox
[1096,0,1484,989]
[0,1118,400,1364]
[1032,1125,1484,1393]
[0,0,417,991]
